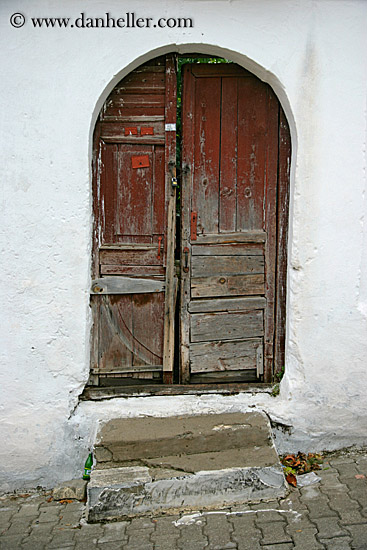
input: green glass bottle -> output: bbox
[83,452,93,480]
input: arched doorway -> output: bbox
[89,53,291,389]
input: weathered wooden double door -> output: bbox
[90,55,290,387]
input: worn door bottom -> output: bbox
[80,381,272,401]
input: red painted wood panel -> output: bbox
[220,77,238,233]
[117,145,154,238]
[237,78,268,231]
[192,76,221,236]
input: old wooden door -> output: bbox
[90,55,177,385]
[180,63,290,384]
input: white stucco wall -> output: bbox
[1,0,366,491]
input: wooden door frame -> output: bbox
[87,53,291,391]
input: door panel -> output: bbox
[181,63,281,383]
[90,55,176,385]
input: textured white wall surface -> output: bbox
[1,0,367,491]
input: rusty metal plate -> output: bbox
[131,155,150,169]
[124,126,138,136]
[141,127,154,136]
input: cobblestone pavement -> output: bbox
[1,451,366,549]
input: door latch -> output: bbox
[191,212,197,241]
[183,247,189,272]
[157,236,163,261]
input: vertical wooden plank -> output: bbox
[117,145,153,238]
[132,293,164,367]
[274,108,291,377]
[263,89,279,382]
[152,145,165,245]
[92,123,101,279]
[237,78,268,231]
[220,77,238,233]
[100,141,118,243]
[99,295,133,371]
[162,53,177,384]
[192,77,221,235]
[180,64,195,383]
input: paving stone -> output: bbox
[59,513,81,528]
[39,499,63,507]
[125,537,154,550]
[347,490,367,510]
[301,492,338,518]
[319,473,346,491]
[333,463,360,479]
[355,457,367,474]
[36,507,61,523]
[98,521,128,542]
[17,503,40,517]
[0,510,13,531]
[97,540,126,550]
[204,525,237,550]
[344,524,367,548]
[177,521,208,549]
[312,516,349,538]
[262,545,294,550]
[279,491,308,511]
[127,517,155,531]
[74,522,104,541]
[255,509,287,522]
[258,521,292,545]
[285,510,314,532]
[329,457,356,465]
[153,543,181,550]
[152,515,180,534]
[0,534,25,549]
[70,541,98,550]
[62,501,86,513]
[127,529,153,545]
[230,515,262,550]
[290,527,325,549]
[177,539,207,550]
[22,536,52,549]
[151,526,180,547]
[176,522,207,540]
[319,537,352,550]
[339,509,367,525]
[48,528,76,548]
[30,522,54,536]
[97,543,125,550]
[3,520,32,536]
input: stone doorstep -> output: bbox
[95,412,276,464]
[87,464,287,522]
[87,412,288,522]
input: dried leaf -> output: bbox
[284,455,295,461]
[286,472,297,487]
[59,499,74,504]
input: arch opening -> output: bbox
[87,51,292,393]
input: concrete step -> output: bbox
[87,411,287,522]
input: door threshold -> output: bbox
[80,383,272,401]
